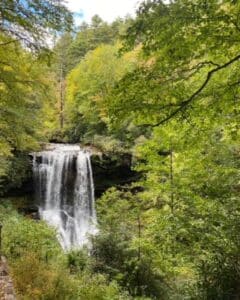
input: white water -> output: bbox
[33,144,97,251]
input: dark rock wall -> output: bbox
[91,153,139,198]
[3,149,139,202]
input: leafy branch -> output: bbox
[143,53,240,127]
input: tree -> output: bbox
[100,1,240,298]
[65,43,137,144]
[91,188,167,298]
[0,36,59,191]
[67,16,132,69]
[52,33,74,130]
[0,0,72,190]
[0,0,72,51]
[108,0,240,128]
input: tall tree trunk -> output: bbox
[170,147,174,214]
[59,62,64,129]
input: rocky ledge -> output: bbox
[91,152,140,198]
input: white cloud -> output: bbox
[66,0,139,24]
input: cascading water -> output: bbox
[32,144,97,251]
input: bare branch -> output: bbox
[142,54,240,127]
[0,39,19,47]
[0,80,37,84]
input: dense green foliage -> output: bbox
[95,1,240,298]
[0,0,72,50]
[51,16,134,141]
[0,0,70,192]
[1,0,240,299]
[65,16,132,71]
[65,43,138,145]
[0,203,130,299]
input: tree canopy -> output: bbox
[0,0,72,187]
[1,0,240,299]
[0,0,72,50]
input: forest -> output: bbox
[1,0,240,299]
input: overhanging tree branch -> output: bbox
[144,53,240,127]
[0,39,19,47]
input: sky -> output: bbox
[66,0,139,24]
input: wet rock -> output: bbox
[91,152,140,198]
[18,206,40,220]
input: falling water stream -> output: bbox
[32,144,97,251]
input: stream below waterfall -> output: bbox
[32,144,97,251]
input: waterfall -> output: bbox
[32,144,97,251]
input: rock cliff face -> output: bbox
[7,147,138,199]
[91,152,139,198]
